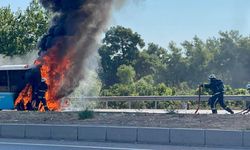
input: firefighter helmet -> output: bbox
[246,83,250,90]
[208,74,216,79]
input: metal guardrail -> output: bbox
[66,95,250,109]
[69,95,250,101]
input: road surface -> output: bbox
[0,138,247,150]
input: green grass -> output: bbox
[78,109,94,120]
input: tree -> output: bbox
[98,26,145,87]
[134,43,168,83]
[135,75,155,96]
[0,0,49,57]
[165,42,187,86]
[237,37,250,82]
[211,31,245,87]
[182,36,211,85]
[155,83,172,96]
[116,65,135,84]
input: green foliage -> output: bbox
[224,85,247,95]
[97,26,250,109]
[182,36,212,84]
[116,65,135,84]
[135,43,168,82]
[155,83,172,96]
[78,109,94,120]
[158,101,180,109]
[174,82,196,95]
[135,75,155,96]
[98,26,145,87]
[101,65,137,96]
[233,89,247,95]
[0,0,49,56]
[102,83,136,96]
[224,85,234,95]
[165,42,188,86]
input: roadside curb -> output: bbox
[0,124,248,147]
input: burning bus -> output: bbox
[0,63,65,111]
[0,64,52,111]
[0,64,32,110]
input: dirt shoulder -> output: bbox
[0,111,249,130]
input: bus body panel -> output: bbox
[0,64,33,110]
[0,92,15,110]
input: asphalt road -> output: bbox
[0,138,247,150]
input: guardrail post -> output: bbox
[154,101,158,109]
[128,101,132,109]
[105,101,108,109]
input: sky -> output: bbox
[1,0,250,48]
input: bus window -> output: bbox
[0,71,8,92]
[9,70,27,93]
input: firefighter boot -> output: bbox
[225,107,234,114]
[212,109,217,114]
[44,106,50,111]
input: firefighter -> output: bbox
[200,74,234,114]
[247,84,250,94]
[35,78,49,111]
[27,64,42,111]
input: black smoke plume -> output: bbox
[37,0,113,100]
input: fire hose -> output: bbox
[194,85,202,114]
[235,105,250,114]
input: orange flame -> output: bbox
[14,38,75,111]
[39,45,73,110]
[14,85,32,110]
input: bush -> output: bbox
[78,109,94,120]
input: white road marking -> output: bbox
[0,141,152,150]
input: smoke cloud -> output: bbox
[37,0,113,100]
[0,52,38,66]
[113,0,127,10]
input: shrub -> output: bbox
[78,109,94,120]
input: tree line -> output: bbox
[98,26,250,97]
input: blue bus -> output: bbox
[0,65,32,110]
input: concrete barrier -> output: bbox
[0,124,250,148]
[170,128,205,146]
[25,124,51,139]
[106,126,137,143]
[1,124,25,138]
[78,126,106,141]
[243,131,250,147]
[138,127,169,144]
[205,129,243,147]
[50,125,77,140]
